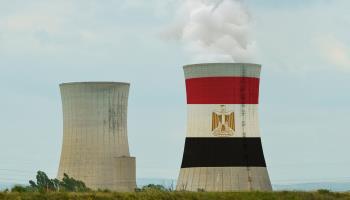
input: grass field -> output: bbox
[1,191,350,200]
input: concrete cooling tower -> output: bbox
[176,63,272,192]
[57,82,136,191]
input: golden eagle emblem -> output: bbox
[212,105,235,136]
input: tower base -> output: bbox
[58,156,136,192]
[176,167,272,192]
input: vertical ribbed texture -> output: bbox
[57,82,136,191]
[176,63,272,192]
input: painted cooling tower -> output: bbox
[176,63,272,192]
[57,82,136,191]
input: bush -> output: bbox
[317,189,331,194]
[11,185,27,193]
[140,184,169,192]
[97,188,111,193]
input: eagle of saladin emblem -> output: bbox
[212,105,235,136]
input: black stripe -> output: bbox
[180,137,267,168]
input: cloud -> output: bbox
[250,0,350,72]
[0,0,167,61]
[317,36,350,71]
[0,1,93,57]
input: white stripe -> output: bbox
[176,167,272,191]
[184,63,261,79]
[187,104,260,138]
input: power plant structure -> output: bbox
[57,82,136,191]
[176,63,272,191]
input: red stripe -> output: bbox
[186,77,260,104]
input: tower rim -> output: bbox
[59,82,130,87]
[183,63,261,69]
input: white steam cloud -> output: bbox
[164,0,256,63]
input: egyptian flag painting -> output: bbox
[176,63,272,192]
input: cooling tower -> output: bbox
[176,63,272,192]
[57,82,136,191]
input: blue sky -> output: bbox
[0,0,349,185]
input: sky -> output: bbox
[0,0,349,185]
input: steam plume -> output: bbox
[165,0,255,63]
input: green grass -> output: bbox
[1,191,350,200]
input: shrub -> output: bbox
[11,185,28,193]
[317,189,331,194]
[141,184,169,192]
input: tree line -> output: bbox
[11,171,89,193]
[8,171,173,193]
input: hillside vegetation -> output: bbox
[2,171,349,199]
[1,191,350,200]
